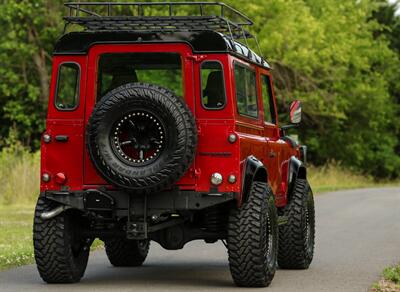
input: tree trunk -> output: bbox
[28,28,50,106]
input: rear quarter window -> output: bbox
[55,63,80,110]
[201,61,226,110]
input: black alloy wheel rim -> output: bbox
[111,111,166,166]
[266,211,275,268]
[305,191,314,254]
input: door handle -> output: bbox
[55,135,69,142]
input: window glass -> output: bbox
[234,64,258,118]
[261,74,276,123]
[55,63,80,110]
[201,61,226,109]
[97,53,182,100]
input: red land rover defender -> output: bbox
[33,2,315,287]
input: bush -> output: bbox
[383,265,400,284]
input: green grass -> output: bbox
[307,162,398,194]
[0,205,35,270]
[0,147,39,205]
[0,205,104,271]
[371,264,400,291]
[383,265,400,284]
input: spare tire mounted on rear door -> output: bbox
[87,83,197,193]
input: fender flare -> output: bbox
[240,156,268,205]
[287,156,307,200]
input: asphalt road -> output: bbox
[1,187,400,292]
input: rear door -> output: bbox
[82,44,196,188]
[41,55,87,191]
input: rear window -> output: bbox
[97,53,183,100]
[234,64,258,118]
[55,63,80,110]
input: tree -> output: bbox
[228,0,400,178]
[0,0,63,148]
[0,0,399,178]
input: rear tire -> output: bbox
[227,182,278,287]
[33,198,91,283]
[278,179,315,269]
[105,238,149,267]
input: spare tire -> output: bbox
[87,83,197,192]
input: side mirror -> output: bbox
[289,100,302,124]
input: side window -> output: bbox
[261,74,276,124]
[234,64,258,118]
[55,63,80,110]
[201,61,226,109]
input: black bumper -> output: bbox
[43,189,236,217]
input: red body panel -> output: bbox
[41,55,87,193]
[41,43,299,207]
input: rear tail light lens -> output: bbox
[55,172,67,184]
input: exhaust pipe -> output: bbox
[40,205,70,220]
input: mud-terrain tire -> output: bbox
[104,239,149,267]
[87,83,197,192]
[227,182,278,287]
[278,179,315,269]
[33,198,91,283]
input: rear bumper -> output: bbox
[42,189,236,217]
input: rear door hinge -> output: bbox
[189,167,201,178]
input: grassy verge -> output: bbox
[371,265,400,291]
[0,147,39,205]
[307,163,398,194]
[0,205,104,271]
[0,205,35,270]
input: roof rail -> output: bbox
[64,2,255,40]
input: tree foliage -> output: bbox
[0,0,399,178]
[0,0,63,148]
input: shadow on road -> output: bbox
[80,262,232,288]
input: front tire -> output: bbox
[227,182,278,287]
[33,198,91,283]
[104,238,149,267]
[278,178,315,269]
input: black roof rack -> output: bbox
[62,2,267,66]
[64,2,254,39]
